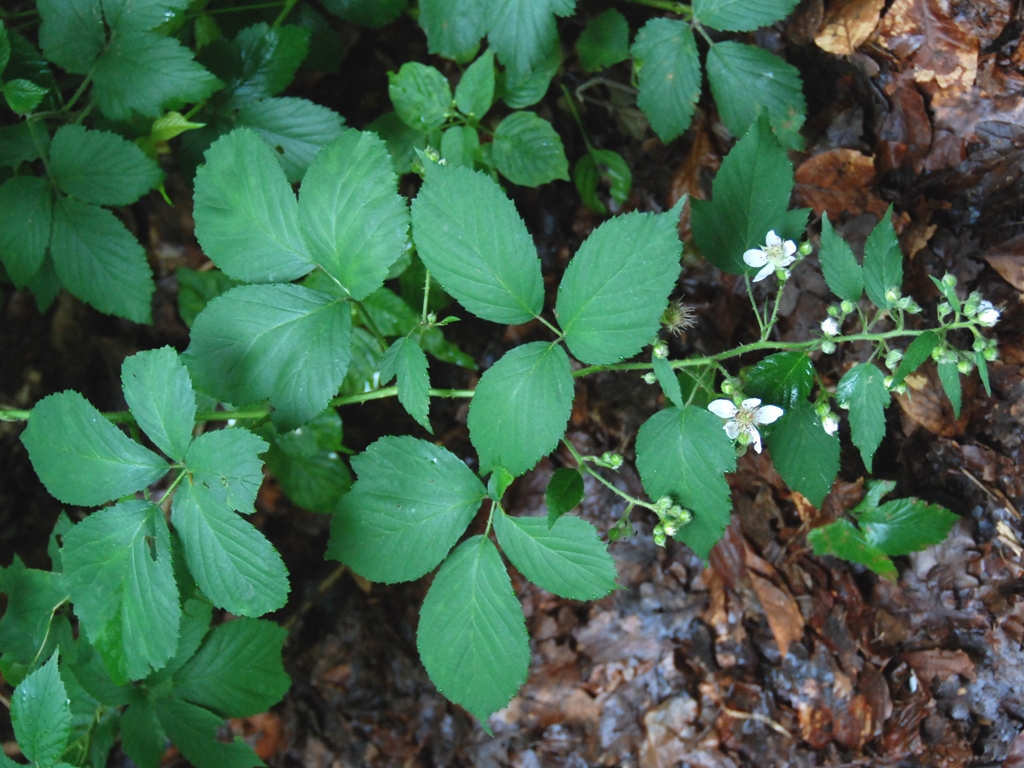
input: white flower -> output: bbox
[977,300,1000,327]
[822,412,839,436]
[708,397,784,454]
[743,230,798,282]
[820,317,839,337]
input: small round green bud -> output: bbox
[937,302,952,321]
[426,311,437,324]
[653,527,667,547]
[840,300,855,315]
[957,358,973,375]
[599,451,624,470]
[827,304,841,318]
[721,378,739,395]
[642,372,657,385]
[931,346,943,362]
[885,287,901,304]
[654,496,673,515]
[983,345,999,362]
[652,341,669,359]
[942,272,957,288]
[973,337,987,352]
[964,292,981,316]
[663,522,679,537]
[884,375,894,389]
[821,340,836,355]
[885,349,904,371]
[892,382,908,396]
[798,241,813,256]
[424,146,441,163]
[677,507,693,525]
[905,299,922,314]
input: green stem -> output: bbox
[272,0,299,26]
[421,268,432,324]
[62,65,97,114]
[353,300,388,348]
[560,83,595,153]
[620,0,692,17]
[563,440,658,512]
[537,315,564,339]
[744,273,767,339]
[185,1,287,19]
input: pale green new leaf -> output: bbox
[184,428,268,513]
[50,198,155,323]
[417,536,529,723]
[62,501,181,681]
[38,0,105,74]
[694,0,800,32]
[488,0,575,80]
[468,342,575,477]
[0,558,68,668]
[420,0,486,61]
[938,359,962,418]
[154,698,260,768]
[236,97,346,183]
[492,111,569,186]
[21,391,167,506]
[328,436,486,583]
[556,206,681,364]
[10,652,71,766]
[49,125,163,206]
[891,330,938,388]
[819,214,863,302]
[0,176,52,287]
[379,337,432,431]
[121,347,196,462]
[862,206,903,309]
[388,62,451,132]
[807,519,896,580]
[837,363,888,470]
[4,78,48,114]
[455,50,495,117]
[494,512,616,600]
[183,284,352,431]
[411,162,543,324]
[635,405,736,560]
[764,401,839,507]
[631,19,701,143]
[298,130,409,299]
[577,9,629,72]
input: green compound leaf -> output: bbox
[388,62,451,132]
[298,130,409,300]
[837,362,889,471]
[21,391,167,506]
[419,0,487,62]
[262,410,351,514]
[635,405,737,561]
[690,111,801,274]
[62,501,180,682]
[819,213,863,302]
[184,428,268,514]
[745,351,813,410]
[854,489,959,557]
[891,330,938,388]
[807,519,897,580]
[454,50,495,118]
[862,205,903,309]
[171,480,289,617]
[494,511,616,600]
[487,0,575,81]
[706,41,805,150]
[328,436,486,583]
[764,401,839,507]
[49,125,163,206]
[0,558,67,674]
[183,284,352,431]
[545,467,585,526]
[468,342,575,477]
[631,19,701,144]
[0,176,52,288]
[577,9,629,72]
[235,97,346,184]
[121,347,196,462]
[417,535,529,724]
[10,652,71,766]
[193,128,313,284]
[4,78,48,114]
[38,0,105,74]
[440,124,480,167]
[693,0,800,32]
[938,359,962,419]
[50,198,155,323]
[556,206,682,365]
[492,111,569,186]
[154,697,261,768]
[224,23,309,107]
[411,162,544,324]
[173,619,289,717]
[379,337,432,432]
[92,32,221,121]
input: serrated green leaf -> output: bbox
[976,350,991,396]
[631,19,701,143]
[494,512,616,600]
[745,351,813,410]
[837,362,888,470]
[938,359,962,418]
[455,50,495,117]
[49,125,163,206]
[184,428,267,513]
[388,62,451,132]
[21,391,167,506]
[765,401,838,507]
[147,111,206,144]
[577,9,629,72]
[26,255,61,314]
[38,0,105,75]
[635,405,737,560]
[235,96,346,184]
[498,41,561,109]
[224,23,309,107]
[487,467,515,503]
[891,330,938,388]
[171,480,289,617]
[411,162,543,324]
[63,501,181,682]
[365,111,428,176]
[193,128,313,283]
[488,0,574,80]
[328,436,485,582]
[856,496,959,557]
[100,0,190,33]
[158,597,213,679]
[468,342,574,477]
[183,284,351,431]
[173,619,288,717]
[50,198,155,323]
[0,21,10,75]
[545,467,585,526]
[693,0,799,32]
[862,205,903,309]
[556,207,681,364]
[379,337,432,431]
[121,699,166,768]
[155,697,261,768]
[175,267,239,328]
[818,214,863,302]
[706,41,805,150]
[807,519,896,579]
[417,535,529,723]
[4,78,48,113]
[573,148,633,215]
[690,112,799,274]
[0,558,68,668]
[338,326,385,396]
[121,348,196,462]
[263,411,351,514]
[0,122,49,168]
[440,124,480,168]
[652,355,683,408]
[492,111,569,186]
[298,130,409,299]
[420,0,486,61]
[0,176,52,288]
[11,652,71,765]
[320,0,407,28]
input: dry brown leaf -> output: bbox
[896,368,967,438]
[749,572,805,657]
[984,234,1024,292]
[877,0,980,92]
[815,0,886,55]
[904,648,976,683]
[793,148,889,219]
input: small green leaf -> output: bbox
[494,511,616,600]
[855,495,959,557]
[262,411,352,514]
[631,18,701,143]
[0,18,11,75]
[379,337,432,431]
[890,330,938,388]
[440,124,480,168]
[49,125,162,206]
[154,697,261,768]
[468,342,575,477]
[417,536,529,723]
[487,467,515,502]
[837,363,888,470]
[121,348,196,462]
[938,359,962,418]
[693,0,799,32]
[38,0,105,75]
[0,558,68,669]
[0,122,50,168]
[765,401,839,507]
[556,206,682,364]
[487,0,575,81]
[545,467,585,526]
[389,62,452,132]
[455,49,495,117]
[653,355,683,408]
[4,78,48,113]
[175,267,239,328]
[976,349,991,396]
[492,111,569,186]
[498,41,561,109]
[328,436,486,582]
[577,9,629,72]
[21,391,167,506]
[184,428,267,514]
[818,214,863,302]
[0,176,52,288]
[807,519,897,579]
[635,405,736,560]
[862,205,903,309]
[10,652,71,766]
[224,23,310,107]
[120,700,166,768]
[745,351,813,410]
[411,162,544,324]
[420,0,486,61]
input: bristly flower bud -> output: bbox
[660,300,697,336]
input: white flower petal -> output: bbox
[743,248,768,268]
[822,414,839,436]
[740,398,762,410]
[749,428,763,453]
[765,231,781,246]
[782,240,797,258]
[754,404,784,425]
[724,421,741,440]
[708,399,738,418]
[778,253,797,268]
[754,264,774,282]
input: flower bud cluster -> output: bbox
[593,451,624,470]
[651,496,693,546]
